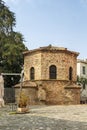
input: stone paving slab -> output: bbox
[0,105,87,130]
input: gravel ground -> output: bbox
[0,105,87,130]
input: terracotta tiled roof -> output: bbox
[14,80,37,88]
[23,45,79,56]
[64,82,81,89]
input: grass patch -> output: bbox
[9,111,17,115]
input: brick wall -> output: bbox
[15,87,38,105]
[41,51,77,81]
[21,46,80,105]
[24,52,41,80]
[24,50,77,82]
[36,80,80,105]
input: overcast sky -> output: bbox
[4,0,87,59]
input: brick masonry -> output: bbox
[24,50,77,81]
[15,45,81,105]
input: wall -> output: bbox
[15,87,38,105]
[24,52,41,80]
[41,51,77,81]
[80,62,87,78]
[77,63,81,77]
[77,61,87,103]
[22,47,80,105]
[36,80,80,105]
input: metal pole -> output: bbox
[20,70,24,93]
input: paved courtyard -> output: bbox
[0,105,87,130]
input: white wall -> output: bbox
[77,60,87,102]
[77,61,87,78]
[77,63,80,77]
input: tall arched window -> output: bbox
[69,67,73,80]
[30,67,35,80]
[49,65,57,79]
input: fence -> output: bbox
[4,87,15,104]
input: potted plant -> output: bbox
[17,91,29,113]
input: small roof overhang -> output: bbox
[14,80,37,88]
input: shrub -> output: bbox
[18,91,29,108]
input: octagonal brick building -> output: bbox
[15,45,81,105]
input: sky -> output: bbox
[3,0,87,59]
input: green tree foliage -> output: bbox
[0,0,28,87]
[0,0,15,33]
[77,76,87,85]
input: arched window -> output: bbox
[30,67,35,80]
[49,65,57,79]
[69,67,73,80]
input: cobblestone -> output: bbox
[0,105,87,130]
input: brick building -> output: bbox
[15,45,81,105]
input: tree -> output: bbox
[0,0,28,87]
[77,76,87,84]
[0,0,15,33]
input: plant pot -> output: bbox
[17,107,29,113]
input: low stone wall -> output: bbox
[15,87,38,105]
[15,80,81,105]
[37,80,81,105]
